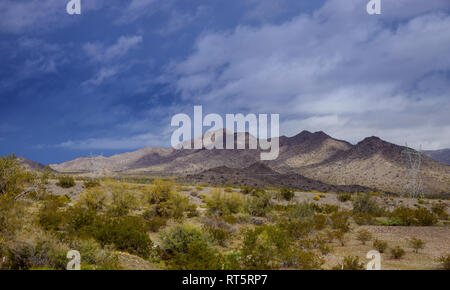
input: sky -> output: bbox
[0,0,449,164]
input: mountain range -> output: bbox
[48,130,450,195]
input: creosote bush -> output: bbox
[390,246,405,259]
[438,254,450,270]
[332,256,365,270]
[352,193,381,216]
[356,229,372,245]
[337,193,352,202]
[56,175,76,188]
[206,188,244,216]
[159,225,222,270]
[373,239,388,253]
[279,188,295,201]
[408,237,425,253]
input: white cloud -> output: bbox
[166,0,450,149]
[83,35,143,63]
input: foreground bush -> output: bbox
[206,189,244,216]
[390,207,437,226]
[373,239,388,253]
[332,256,365,270]
[438,254,450,270]
[352,193,381,216]
[246,190,272,217]
[93,216,153,258]
[159,225,222,270]
[0,153,29,196]
[390,246,405,259]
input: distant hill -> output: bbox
[50,130,450,195]
[17,157,47,171]
[181,162,376,194]
[424,149,450,165]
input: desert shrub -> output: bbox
[280,188,295,201]
[408,237,425,253]
[312,214,328,230]
[287,202,315,219]
[438,254,450,270]
[3,233,69,270]
[282,220,313,239]
[332,256,365,270]
[353,213,376,225]
[223,252,242,270]
[0,153,29,196]
[108,189,138,217]
[315,204,339,214]
[431,202,448,220]
[313,195,320,201]
[352,193,380,216]
[330,211,351,232]
[93,216,152,258]
[143,215,168,232]
[83,178,100,189]
[202,220,232,247]
[239,225,290,270]
[390,207,437,226]
[417,199,425,205]
[56,175,76,188]
[38,199,66,231]
[356,229,372,245]
[71,239,120,270]
[390,246,405,259]
[77,188,107,211]
[159,225,222,270]
[333,230,347,246]
[246,190,272,217]
[224,187,233,193]
[206,189,244,216]
[414,208,438,226]
[373,239,388,253]
[65,206,98,235]
[146,180,192,219]
[0,195,25,237]
[287,249,324,270]
[337,193,352,202]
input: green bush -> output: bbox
[142,214,168,232]
[108,189,138,217]
[373,239,388,253]
[77,189,107,211]
[287,202,315,219]
[159,225,222,270]
[206,189,244,216]
[38,199,65,231]
[56,175,76,188]
[72,239,120,270]
[83,178,101,189]
[352,193,380,216]
[438,254,450,270]
[65,206,98,235]
[390,246,405,259]
[431,202,448,220]
[280,188,295,201]
[332,256,365,270]
[356,229,372,245]
[0,153,29,196]
[2,233,69,270]
[337,193,352,202]
[330,211,351,232]
[93,216,152,258]
[390,207,437,226]
[246,190,272,217]
[408,237,425,253]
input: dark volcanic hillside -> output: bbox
[51,130,450,195]
[181,162,375,193]
[300,137,450,195]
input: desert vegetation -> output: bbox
[0,154,449,270]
